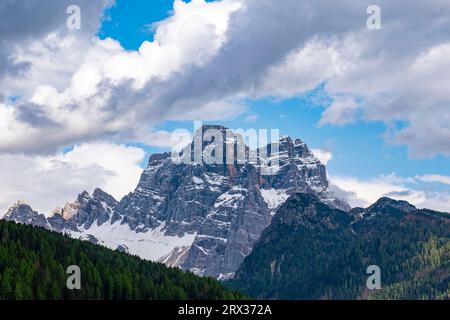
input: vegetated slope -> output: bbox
[0,220,245,300]
[4,125,347,280]
[230,194,450,300]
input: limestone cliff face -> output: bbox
[3,125,347,279]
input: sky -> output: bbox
[0,0,449,214]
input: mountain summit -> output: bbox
[3,125,346,279]
[231,193,450,299]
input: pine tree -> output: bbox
[0,220,245,300]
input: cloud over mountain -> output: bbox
[1,0,449,157]
[1,0,449,213]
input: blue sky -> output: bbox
[99,0,176,49]
[98,0,449,180]
[1,0,449,213]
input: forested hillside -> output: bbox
[0,220,245,300]
[230,194,450,300]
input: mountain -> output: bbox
[230,194,450,299]
[3,125,347,280]
[0,219,245,300]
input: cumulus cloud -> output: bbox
[0,0,242,154]
[0,142,145,215]
[330,174,450,212]
[242,113,258,123]
[3,0,450,159]
[145,0,450,158]
[0,0,113,94]
[330,175,425,207]
[319,96,359,126]
[311,148,333,165]
[249,1,450,157]
[415,174,450,185]
[1,0,450,213]
[150,0,363,119]
[250,38,342,98]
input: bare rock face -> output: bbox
[4,201,49,229]
[47,188,118,232]
[231,194,450,299]
[2,125,348,279]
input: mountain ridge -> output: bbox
[230,193,450,299]
[0,218,245,300]
[3,125,347,279]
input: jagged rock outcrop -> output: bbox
[4,201,49,229]
[49,188,118,232]
[2,125,347,279]
[231,194,450,299]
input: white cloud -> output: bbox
[417,193,450,213]
[3,33,92,99]
[415,174,450,185]
[251,26,450,157]
[130,128,194,152]
[311,148,333,165]
[1,0,450,216]
[100,0,242,87]
[0,0,113,80]
[157,0,450,158]
[1,0,242,154]
[325,38,450,157]
[62,143,145,200]
[330,175,425,207]
[3,0,450,159]
[166,100,247,122]
[251,39,340,98]
[242,113,259,123]
[0,142,145,215]
[330,174,450,212]
[319,95,359,126]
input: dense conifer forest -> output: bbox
[0,220,245,300]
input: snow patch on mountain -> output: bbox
[68,222,197,261]
[3,125,349,279]
[214,187,246,209]
[260,188,290,210]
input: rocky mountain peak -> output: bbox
[274,193,353,229]
[93,188,119,205]
[2,124,348,279]
[148,152,171,165]
[231,192,449,300]
[4,201,48,228]
[367,197,417,215]
[281,192,321,207]
[5,201,33,217]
